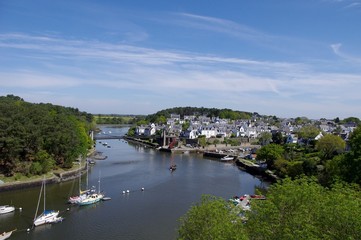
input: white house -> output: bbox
[315,132,323,140]
[144,124,156,136]
[200,126,217,138]
[183,129,199,139]
[246,127,258,138]
[135,126,146,135]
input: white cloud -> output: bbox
[0,71,82,88]
[1,33,361,118]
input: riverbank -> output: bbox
[235,159,279,182]
[0,163,88,192]
[0,149,97,192]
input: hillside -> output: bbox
[0,95,94,177]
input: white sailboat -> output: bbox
[68,162,92,204]
[33,178,62,226]
[77,173,104,206]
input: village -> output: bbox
[131,113,357,151]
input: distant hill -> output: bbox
[145,107,253,122]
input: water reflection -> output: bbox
[1,126,269,240]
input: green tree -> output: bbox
[334,126,361,185]
[258,132,272,146]
[245,177,361,240]
[155,115,167,124]
[35,149,55,174]
[178,195,248,240]
[316,134,345,160]
[256,144,284,169]
[182,121,190,131]
[127,126,136,136]
[272,131,284,144]
[341,117,360,125]
[297,125,320,140]
[198,136,207,148]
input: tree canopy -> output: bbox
[177,195,247,240]
[246,177,361,240]
[297,125,320,139]
[0,95,94,176]
[327,126,361,185]
[178,178,361,240]
[256,143,284,169]
[316,134,346,160]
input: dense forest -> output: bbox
[94,114,141,125]
[0,95,94,177]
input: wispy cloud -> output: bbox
[0,33,360,118]
[344,2,361,8]
[331,43,361,64]
[175,13,270,42]
[322,0,361,9]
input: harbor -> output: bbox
[0,126,269,240]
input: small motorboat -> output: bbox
[0,205,15,215]
[250,194,266,200]
[220,155,234,161]
[169,164,177,171]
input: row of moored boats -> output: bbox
[0,172,108,239]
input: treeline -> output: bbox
[95,114,141,125]
[145,107,253,123]
[0,95,94,177]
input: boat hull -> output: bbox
[33,211,60,226]
[77,193,104,206]
[0,205,15,215]
[0,230,14,240]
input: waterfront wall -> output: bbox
[0,163,87,192]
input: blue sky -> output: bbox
[1,0,360,119]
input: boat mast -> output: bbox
[78,164,80,193]
[43,177,46,212]
[34,178,44,221]
[86,161,89,189]
[98,172,101,194]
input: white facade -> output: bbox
[200,127,217,138]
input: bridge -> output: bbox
[94,134,123,140]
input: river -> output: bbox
[0,125,269,240]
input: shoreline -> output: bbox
[0,150,97,192]
[124,135,279,182]
[0,164,88,192]
[0,137,277,192]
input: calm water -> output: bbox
[0,126,268,240]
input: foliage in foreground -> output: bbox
[177,178,361,240]
[178,195,247,240]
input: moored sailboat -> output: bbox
[77,174,104,206]
[68,162,93,204]
[33,178,63,226]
